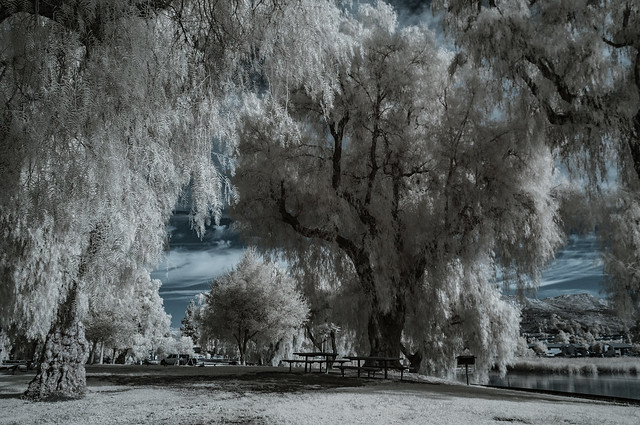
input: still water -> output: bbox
[486,372,640,400]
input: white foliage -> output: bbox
[84,270,170,362]
[433,0,639,187]
[0,4,223,344]
[414,256,520,382]
[434,0,640,321]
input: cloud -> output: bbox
[153,248,244,289]
[498,233,606,299]
[539,233,604,292]
[152,247,245,327]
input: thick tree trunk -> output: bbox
[366,297,406,365]
[24,283,89,400]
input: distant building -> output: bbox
[607,342,633,357]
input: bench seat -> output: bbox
[335,364,409,379]
[282,359,327,373]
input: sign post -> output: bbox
[456,355,476,385]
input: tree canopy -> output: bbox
[433,0,640,322]
[0,0,225,398]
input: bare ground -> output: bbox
[1,365,638,424]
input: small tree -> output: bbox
[181,300,201,347]
[200,249,309,365]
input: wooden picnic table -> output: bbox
[342,356,404,379]
[287,352,339,373]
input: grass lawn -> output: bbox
[0,364,638,424]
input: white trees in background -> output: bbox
[64,263,172,364]
[200,249,309,365]
[232,2,562,378]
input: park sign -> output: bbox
[456,355,476,385]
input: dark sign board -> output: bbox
[456,355,475,366]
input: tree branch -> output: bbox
[329,111,349,190]
[399,161,432,178]
[602,37,633,49]
[277,181,360,259]
[519,68,573,125]
[524,52,576,104]
[338,190,377,235]
[365,91,384,207]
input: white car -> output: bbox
[186,355,205,366]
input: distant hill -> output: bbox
[508,293,627,338]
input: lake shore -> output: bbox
[1,365,639,424]
[510,356,640,375]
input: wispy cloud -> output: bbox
[537,233,605,298]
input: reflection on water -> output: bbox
[487,372,640,400]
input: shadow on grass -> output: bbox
[87,370,366,394]
[0,392,24,400]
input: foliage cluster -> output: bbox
[199,249,309,365]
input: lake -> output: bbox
[485,372,640,400]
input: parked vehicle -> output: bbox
[143,356,160,365]
[161,354,190,366]
[186,355,205,366]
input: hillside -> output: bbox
[509,293,627,338]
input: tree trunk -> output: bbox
[330,329,337,354]
[88,340,97,364]
[239,338,248,366]
[24,283,89,400]
[400,344,422,373]
[366,296,406,365]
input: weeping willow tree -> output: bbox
[433,0,640,321]
[0,1,225,399]
[232,2,563,380]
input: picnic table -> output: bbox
[0,360,31,374]
[339,356,407,379]
[283,352,345,374]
